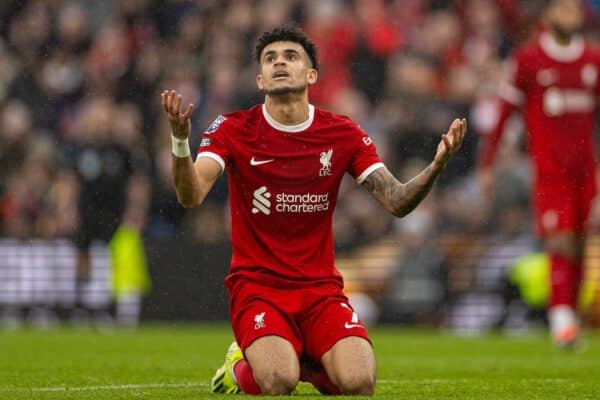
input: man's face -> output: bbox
[256,41,317,96]
[546,0,584,37]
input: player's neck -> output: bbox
[264,95,310,126]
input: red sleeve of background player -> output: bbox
[594,46,600,97]
[196,114,233,173]
[347,123,384,184]
[478,51,528,168]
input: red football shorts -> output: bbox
[533,172,596,236]
[228,278,371,362]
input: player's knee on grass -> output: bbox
[322,336,376,395]
[251,357,299,395]
[245,335,300,395]
[255,369,299,395]
[335,369,376,395]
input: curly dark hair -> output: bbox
[254,25,319,70]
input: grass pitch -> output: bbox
[1,324,599,399]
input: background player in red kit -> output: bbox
[162,26,467,395]
[478,0,600,347]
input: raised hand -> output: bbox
[434,118,467,168]
[161,90,194,139]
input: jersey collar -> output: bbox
[262,104,315,132]
[539,32,584,62]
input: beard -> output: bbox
[263,83,307,96]
[550,22,580,42]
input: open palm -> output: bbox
[434,118,467,167]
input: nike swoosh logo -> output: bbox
[250,157,274,166]
[344,322,364,329]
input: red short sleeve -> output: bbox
[347,125,384,183]
[196,115,231,172]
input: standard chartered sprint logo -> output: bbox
[251,186,329,215]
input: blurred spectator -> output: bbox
[443,174,535,333]
[0,100,30,179]
[304,0,357,106]
[109,174,152,328]
[66,95,150,317]
[351,0,404,103]
[381,159,447,324]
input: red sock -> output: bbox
[300,361,341,395]
[232,359,261,395]
[549,253,582,309]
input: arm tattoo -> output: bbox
[362,165,440,217]
[362,168,406,216]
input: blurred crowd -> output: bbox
[1,0,600,327]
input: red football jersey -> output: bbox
[480,32,600,177]
[196,104,383,289]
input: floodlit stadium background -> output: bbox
[1,0,600,333]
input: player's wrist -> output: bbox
[171,134,191,158]
[431,158,446,174]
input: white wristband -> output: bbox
[171,134,191,158]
